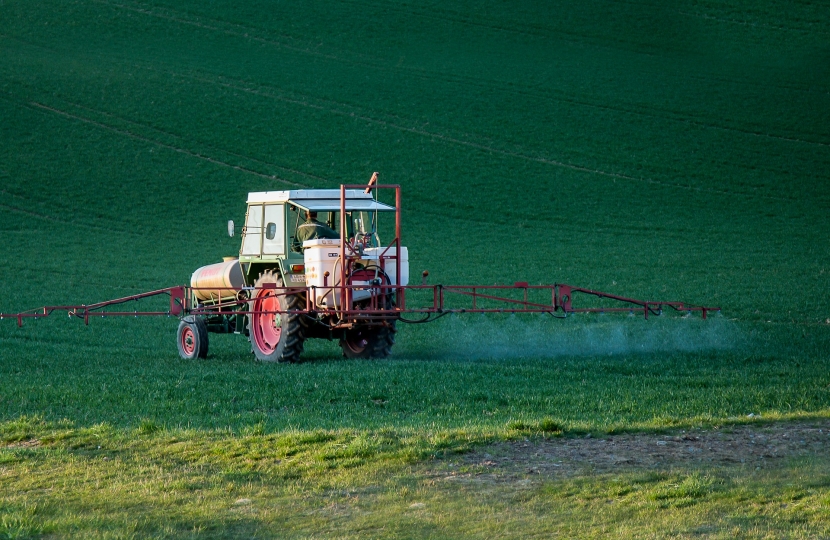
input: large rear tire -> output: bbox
[339,291,396,359]
[340,322,396,359]
[249,270,305,363]
[177,316,209,360]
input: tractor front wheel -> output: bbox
[177,316,209,360]
[248,270,306,363]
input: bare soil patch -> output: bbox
[459,420,830,479]
[4,438,40,449]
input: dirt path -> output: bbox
[461,420,830,478]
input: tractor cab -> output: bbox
[235,189,397,287]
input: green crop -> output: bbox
[1,0,829,537]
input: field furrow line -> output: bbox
[684,72,829,99]
[202,59,830,149]
[0,36,327,185]
[606,0,828,34]
[49,98,328,184]
[0,201,137,237]
[0,189,165,237]
[2,31,819,204]
[425,75,830,147]
[94,0,346,63]
[340,0,561,40]
[413,205,753,239]
[676,10,830,35]
[0,202,71,224]
[476,81,830,148]
[0,166,136,234]
[79,6,830,144]
[1,58,813,206]
[182,73,803,203]
[24,101,305,188]
[114,0,830,101]
[340,0,818,56]
[370,65,830,146]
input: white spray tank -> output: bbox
[303,239,408,307]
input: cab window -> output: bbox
[241,204,262,256]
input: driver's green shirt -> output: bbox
[295,219,339,250]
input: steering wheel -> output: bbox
[355,232,371,247]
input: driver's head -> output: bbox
[306,211,318,221]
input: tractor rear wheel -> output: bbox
[249,270,306,363]
[340,270,397,359]
[339,292,397,359]
[339,322,396,359]
[177,316,209,360]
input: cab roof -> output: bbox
[246,189,395,212]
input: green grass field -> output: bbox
[2,0,830,537]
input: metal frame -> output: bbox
[338,183,403,323]
[0,282,719,327]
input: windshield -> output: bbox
[289,207,381,251]
[352,211,379,247]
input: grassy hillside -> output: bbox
[1,0,829,537]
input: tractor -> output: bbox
[182,181,408,362]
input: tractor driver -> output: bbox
[293,210,340,251]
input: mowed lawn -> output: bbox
[1,0,829,537]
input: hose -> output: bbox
[398,311,451,324]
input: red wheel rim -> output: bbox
[181,325,196,356]
[253,289,282,355]
[344,328,369,354]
